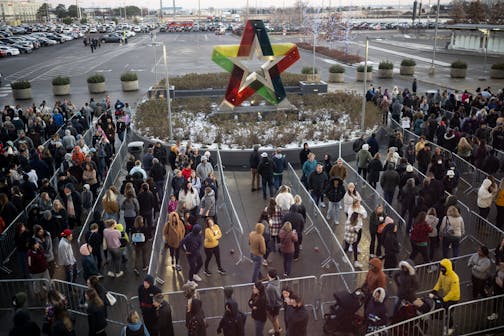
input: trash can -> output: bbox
[128,141,144,161]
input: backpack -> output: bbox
[353,139,365,153]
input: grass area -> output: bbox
[135,91,380,148]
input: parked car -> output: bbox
[0,45,20,56]
[101,33,125,43]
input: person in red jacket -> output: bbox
[409,211,433,264]
[27,238,49,298]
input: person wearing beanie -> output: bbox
[357,143,372,180]
[138,274,162,335]
[80,243,100,282]
[180,224,204,286]
[393,259,419,314]
[381,217,399,270]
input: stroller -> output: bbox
[390,295,442,336]
[323,289,367,335]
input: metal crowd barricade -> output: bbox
[147,172,172,285]
[50,279,129,326]
[0,278,50,311]
[284,163,354,272]
[319,271,370,316]
[447,294,504,336]
[216,149,251,265]
[341,159,410,255]
[468,211,504,248]
[365,308,445,336]
[78,131,129,244]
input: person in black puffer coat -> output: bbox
[392,259,419,314]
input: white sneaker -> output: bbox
[335,220,339,225]
[115,271,124,277]
[320,203,326,208]
[262,259,269,266]
[187,280,198,287]
[487,313,498,321]
[326,215,331,221]
[107,271,115,277]
[354,261,363,268]
[448,328,455,335]
[339,205,342,210]
[193,274,202,282]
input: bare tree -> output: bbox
[450,0,466,23]
[466,0,487,23]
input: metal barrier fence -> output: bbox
[215,149,251,265]
[340,159,410,256]
[0,115,101,274]
[147,172,172,284]
[365,308,445,336]
[0,278,49,311]
[447,294,504,336]
[468,210,504,248]
[77,130,129,244]
[284,163,354,273]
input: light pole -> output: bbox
[479,28,489,79]
[163,45,173,141]
[429,0,440,75]
[361,37,369,132]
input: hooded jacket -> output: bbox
[266,277,282,309]
[163,212,185,248]
[393,260,419,302]
[249,223,266,257]
[477,178,496,208]
[433,258,460,302]
[363,258,386,294]
[325,177,345,203]
[366,287,387,327]
[217,302,245,336]
[138,275,162,312]
[285,304,309,336]
[180,224,203,255]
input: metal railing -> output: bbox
[147,171,172,284]
[215,149,251,265]
[365,308,445,336]
[447,294,504,336]
[77,130,129,244]
[284,163,354,273]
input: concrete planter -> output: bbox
[356,71,372,82]
[490,69,504,79]
[328,73,345,83]
[12,88,32,100]
[377,69,393,79]
[121,80,139,92]
[88,82,106,94]
[52,84,70,96]
[450,68,467,78]
[400,65,415,76]
[299,81,328,94]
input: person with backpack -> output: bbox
[186,298,207,336]
[132,216,148,275]
[272,149,287,192]
[257,152,274,201]
[265,269,283,336]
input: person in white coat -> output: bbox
[477,178,497,220]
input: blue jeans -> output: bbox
[273,174,283,191]
[188,252,203,281]
[262,177,274,199]
[17,251,28,277]
[383,190,395,205]
[442,237,460,258]
[254,319,266,336]
[327,201,340,222]
[64,263,77,283]
[283,252,293,276]
[156,180,164,200]
[251,254,263,282]
[311,191,322,206]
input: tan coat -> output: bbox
[164,212,185,248]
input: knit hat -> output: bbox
[406,164,414,173]
[12,292,27,309]
[362,144,369,151]
[60,229,72,238]
[144,274,155,286]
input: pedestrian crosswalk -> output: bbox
[0,85,11,98]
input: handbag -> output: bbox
[443,217,456,238]
[105,292,117,306]
[132,232,145,243]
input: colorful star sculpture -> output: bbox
[212,20,300,109]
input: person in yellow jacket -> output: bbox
[163,211,185,271]
[430,258,460,335]
[496,180,504,230]
[203,217,226,276]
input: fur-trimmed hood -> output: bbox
[399,259,416,276]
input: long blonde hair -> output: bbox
[281,221,293,232]
[102,188,119,213]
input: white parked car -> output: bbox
[0,45,20,56]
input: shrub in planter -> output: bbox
[11,80,32,100]
[450,60,467,78]
[87,73,106,93]
[52,76,71,96]
[378,61,394,79]
[120,71,139,91]
[328,64,345,83]
[301,66,319,82]
[490,63,504,79]
[356,65,372,82]
[400,59,416,75]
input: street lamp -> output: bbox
[361,37,369,132]
[429,0,440,74]
[478,28,489,79]
[163,45,173,141]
